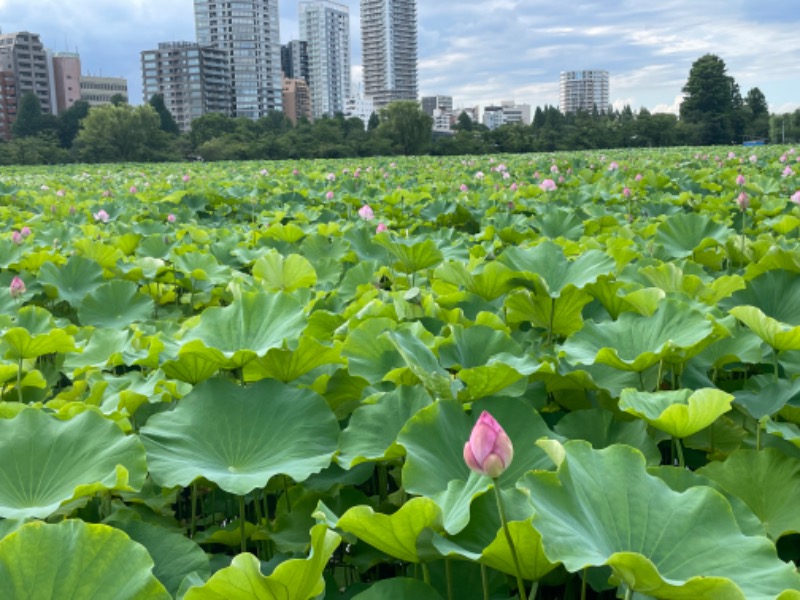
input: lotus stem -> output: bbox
[580,566,587,600]
[773,349,780,382]
[239,494,247,554]
[492,480,526,598]
[190,482,197,538]
[756,421,762,451]
[528,580,538,600]
[422,562,431,585]
[283,475,292,514]
[675,437,685,468]
[481,564,490,600]
[446,558,454,600]
[624,586,633,600]
[378,462,389,504]
[16,357,22,403]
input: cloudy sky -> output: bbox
[1,0,798,114]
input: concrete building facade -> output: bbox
[141,42,230,132]
[421,95,452,117]
[559,70,609,114]
[282,77,312,125]
[0,31,53,115]
[80,75,128,106]
[194,0,282,118]
[51,52,81,114]
[0,70,16,140]
[361,0,418,110]
[299,1,350,119]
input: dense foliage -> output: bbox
[0,147,800,598]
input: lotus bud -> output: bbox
[464,411,514,479]
[10,276,25,298]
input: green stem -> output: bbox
[16,357,23,403]
[675,437,685,468]
[253,488,264,559]
[740,213,746,268]
[773,349,780,382]
[378,462,388,504]
[624,585,634,600]
[528,581,538,600]
[493,481,526,598]
[547,297,555,346]
[283,476,292,514]
[756,420,762,451]
[638,370,645,392]
[422,563,431,585]
[656,360,664,391]
[446,558,454,600]
[481,564,490,600]
[190,482,197,538]
[580,566,587,600]
[239,495,247,554]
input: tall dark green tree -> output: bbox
[745,87,770,141]
[12,92,44,138]
[149,94,180,135]
[57,100,90,148]
[377,101,433,155]
[680,54,736,144]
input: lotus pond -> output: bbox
[0,148,800,599]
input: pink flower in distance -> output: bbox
[737,191,750,211]
[460,184,469,193]
[376,223,388,233]
[736,174,746,186]
[358,205,374,220]
[56,189,65,197]
[510,183,518,192]
[167,213,176,223]
[783,166,794,178]
[183,175,191,183]
[750,155,758,164]
[10,276,25,298]
[463,411,514,479]
[634,173,643,182]
[129,186,138,194]
[11,231,22,245]
[20,226,31,238]
[326,191,335,200]
[791,191,800,205]
[540,179,557,192]
[550,165,559,174]
[94,209,109,223]
[608,161,619,171]
[623,187,631,198]
[293,169,299,176]
[728,152,736,159]
[475,171,485,180]
[326,172,336,182]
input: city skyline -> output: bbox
[0,0,798,115]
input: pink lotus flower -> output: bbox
[510,183,518,192]
[20,226,31,238]
[56,189,65,197]
[102,190,112,198]
[791,191,800,205]
[376,223,388,233]
[737,191,750,211]
[93,209,109,223]
[293,169,299,176]
[183,175,191,183]
[460,184,469,193]
[475,171,485,180]
[623,187,631,198]
[736,174,746,186]
[129,186,138,194]
[608,161,619,171]
[463,411,514,478]
[728,152,736,159]
[550,165,559,174]
[11,231,22,245]
[9,276,25,298]
[783,166,794,178]
[40,184,49,191]
[326,173,336,182]
[533,171,540,179]
[540,179,557,192]
[635,173,643,182]
[502,172,510,179]
[358,205,374,220]
[167,213,176,223]
[750,155,758,164]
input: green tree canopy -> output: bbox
[377,101,433,155]
[680,54,737,144]
[148,94,180,135]
[12,92,44,138]
[75,103,168,162]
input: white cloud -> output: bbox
[652,95,685,115]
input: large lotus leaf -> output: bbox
[698,449,800,540]
[172,251,231,284]
[561,299,717,372]
[112,519,210,596]
[765,419,800,448]
[619,388,734,439]
[341,318,404,383]
[253,251,318,292]
[161,339,225,384]
[724,269,800,324]
[734,376,800,420]
[655,212,731,258]
[498,240,615,296]
[437,325,522,369]
[74,238,125,269]
[585,278,665,319]
[37,255,105,305]
[182,292,307,365]
[504,285,593,337]
[521,441,800,599]
[384,328,458,400]
[337,497,444,563]
[140,378,339,495]
[352,578,443,600]
[730,305,800,351]
[533,206,585,240]
[374,233,444,274]
[1,308,76,360]
[433,261,515,301]
[0,408,147,519]
[554,408,662,465]
[398,398,554,534]
[183,524,340,600]
[78,280,155,329]
[244,336,344,383]
[0,520,169,599]
[693,325,764,370]
[337,386,433,468]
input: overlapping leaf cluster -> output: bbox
[0,149,799,599]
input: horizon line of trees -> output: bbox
[1,54,797,166]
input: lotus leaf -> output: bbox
[0,520,169,599]
[619,387,734,438]
[521,441,800,599]
[78,280,155,329]
[37,255,105,305]
[655,212,731,258]
[140,378,339,495]
[0,408,147,519]
[352,578,444,600]
[253,250,318,292]
[730,305,800,352]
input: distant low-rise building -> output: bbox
[282,76,312,125]
[421,95,452,117]
[51,52,81,114]
[80,75,128,106]
[482,105,504,130]
[0,31,53,115]
[344,83,374,128]
[500,100,531,126]
[141,42,230,132]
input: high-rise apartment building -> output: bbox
[361,0,418,110]
[51,52,81,114]
[80,75,129,106]
[141,42,230,132]
[421,95,453,117]
[559,70,609,114]
[299,1,350,119]
[194,0,282,118]
[0,70,16,140]
[281,40,309,82]
[0,32,53,115]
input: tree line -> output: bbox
[0,54,796,165]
